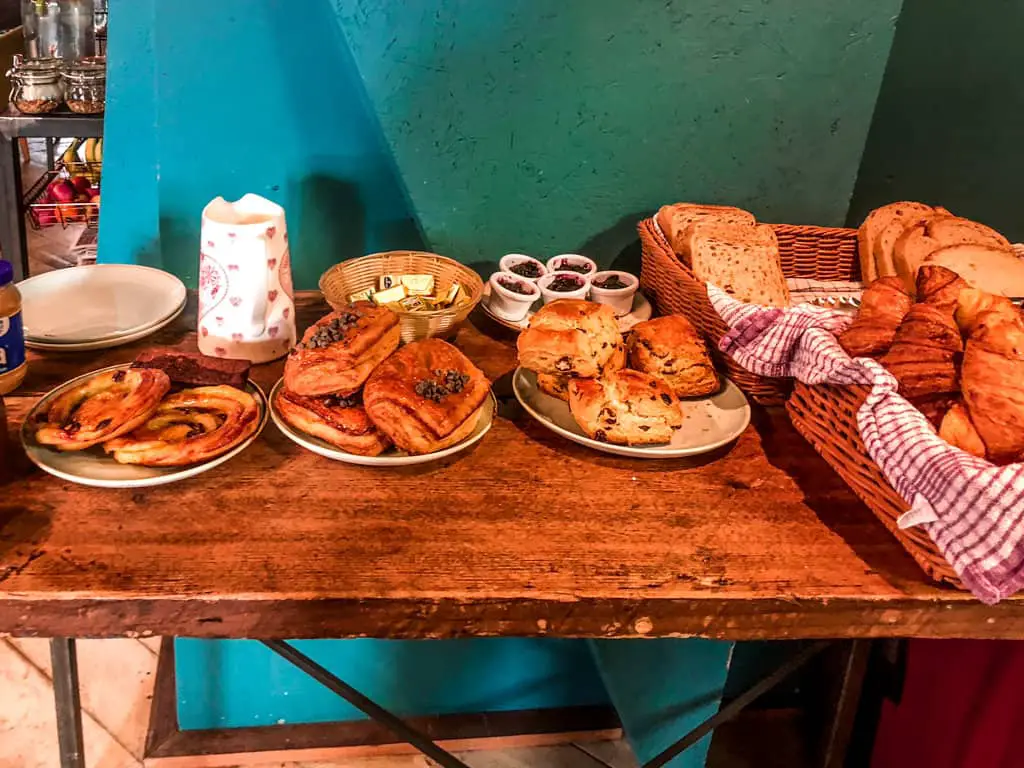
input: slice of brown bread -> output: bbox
[894,215,1009,292]
[689,222,789,307]
[858,201,935,282]
[656,203,756,263]
[924,244,1024,296]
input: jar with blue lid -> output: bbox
[0,261,27,395]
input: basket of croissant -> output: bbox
[638,202,858,405]
[788,263,1024,589]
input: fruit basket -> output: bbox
[26,168,100,230]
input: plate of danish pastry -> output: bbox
[271,303,496,465]
[513,301,750,457]
[22,352,267,488]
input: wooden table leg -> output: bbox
[49,638,86,768]
[817,639,871,768]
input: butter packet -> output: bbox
[401,274,435,296]
[372,284,407,305]
[378,274,401,291]
[349,288,375,303]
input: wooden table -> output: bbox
[4,291,1020,768]
[3,292,1024,642]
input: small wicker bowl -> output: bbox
[319,251,484,343]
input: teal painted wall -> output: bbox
[100,0,902,287]
[849,0,1024,239]
[175,638,610,729]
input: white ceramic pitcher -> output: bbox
[197,194,296,363]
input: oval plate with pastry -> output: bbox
[269,377,496,466]
[512,367,750,458]
[21,364,268,488]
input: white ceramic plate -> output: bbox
[18,264,187,343]
[24,297,186,352]
[481,283,652,332]
[269,377,496,466]
[512,367,750,459]
[21,364,268,488]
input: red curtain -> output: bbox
[872,639,1024,768]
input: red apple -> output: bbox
[47,180,75,203]
[70,175,91,194]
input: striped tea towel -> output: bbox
[709,284,1024,604]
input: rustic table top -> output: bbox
[2,292,1022,640]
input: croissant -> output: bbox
[959,310,1024,463]
[916,264,967,311]
[955,287,1019,335]
[939,401,986,459]
[881,303,963,403]
[838,277,912,358]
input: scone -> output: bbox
[627,316,719,397]
[363,339,490,454]
[274,389,391,456]
[537,373,571,402]
[284,303,400,397]
[516,300,620,377]
[568,370,683,445]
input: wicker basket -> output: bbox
[787,381,961,587]
[319,251,483,344]
[638,217,860,405]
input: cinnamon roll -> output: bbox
[34,367,171,451]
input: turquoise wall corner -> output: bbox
[100,0,901,286]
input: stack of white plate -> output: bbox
[19,264,188,352]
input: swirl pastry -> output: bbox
[34,368,171,451]
[103,385,260,466]
[284,303,400,397]
[274,389,391,456]
[364,339,490,454]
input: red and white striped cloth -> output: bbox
[709,284,1024,604]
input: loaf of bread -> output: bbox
[893,216,1008,291]
[858,201,936,282]
[656,203,755,261]
[924,244,1024,297]
[688,223,789,307]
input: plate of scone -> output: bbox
[513,300,750,458]
[22,352,267,488]
[270,301,495,465]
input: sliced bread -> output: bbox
[689,222,789,307]
[893,215,1009,292]
[656,203,756,262]
[924,244,1024,297]
[858,201,935,282]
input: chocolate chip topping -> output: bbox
[298,310,362,350]
[323,394,359,409]
[414,369,471,402]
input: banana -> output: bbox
[94,138,102,164]
[83,138,98,164]
[61,138,82,167]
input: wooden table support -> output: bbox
[49,638,86,768]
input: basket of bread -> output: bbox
[638,203,858,405]
[708,200,1024,598]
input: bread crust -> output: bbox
[627,315,718,397]
[516,300,621,378]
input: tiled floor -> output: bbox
[0,638,637,768]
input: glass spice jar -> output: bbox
[61,59,104,114]
[7,57,63,114]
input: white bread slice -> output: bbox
[689,222,789,307]
[924,244,1024,296]
[858,201,935,282]
[894,215,1009,292]
[656,204,756,263]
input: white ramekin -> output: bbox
[545,253,597,277]
[537,271,592,305]
[488,272,540,321]
[498,253,547,283]
[589,270,639,316]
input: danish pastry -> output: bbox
[516,299,620,378]
[104,385,261,466]
[627,316,718,397]
[568,370,683,445]
[284,303,400,396]
[364,338,490,454]
[274,389,391,456]
[34,367,171,451]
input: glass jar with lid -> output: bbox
[7,57,63,114]
[61,58,104,113]
[0,260,27,395]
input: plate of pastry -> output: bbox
[270,302,496,465]
[513,301,750,458]
[22,352,267,488]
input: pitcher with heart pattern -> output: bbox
[198,194,296,363]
